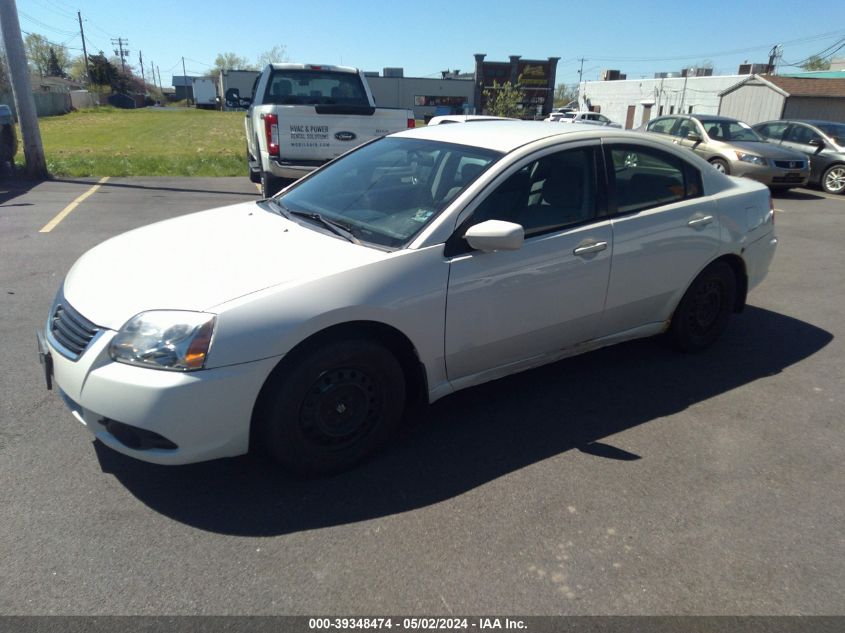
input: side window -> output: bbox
[675,119,697,139]
[757,122,788,140]
[785,124,821,145]
[609,145,702,214]
[470,147,598,237]
[647,118,674,135]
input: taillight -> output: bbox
[407,118,416,129]
[262,113,279,157]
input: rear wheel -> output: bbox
[709,158,729,175]
[257,339,406,476]
[821,164,845,194]
[670,261,736,353]
[260,170,283,198]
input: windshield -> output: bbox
[816,122,845,147]
[278,138,502,248]
[699,120,763,142]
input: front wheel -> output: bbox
[256,339,406,476]
[709,158,729,175]
[669,261,737,353]
[821,164,845,194]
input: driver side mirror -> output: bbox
[464,220,524,252]
[808,138,825,152]
[687,131,702,142]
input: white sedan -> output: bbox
[38,122,777,475]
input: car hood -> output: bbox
[730,141,807,160]
[62,201,387,330]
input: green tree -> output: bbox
[553,83,578,108]
[257,45,288,68]
[213,52,255,73]
[24,33,70,77]
[801,55,831,71]
[87,52,119,90]
[68,56,89,83]
[483,75,525,118]
[47,48,65,78]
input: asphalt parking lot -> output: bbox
[0,176,842,616]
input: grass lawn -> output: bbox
[14,106,247,177]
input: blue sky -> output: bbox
[15,0,845,84]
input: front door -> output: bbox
[444,144,612,384]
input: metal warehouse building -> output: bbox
[718,75,845,124]
[578,74,746,129]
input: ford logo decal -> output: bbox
[335,131,357,142]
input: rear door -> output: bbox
[598,142,720,336]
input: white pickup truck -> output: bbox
[245,63,415,196]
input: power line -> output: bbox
[19,10,77,36]
[583,29,845,63]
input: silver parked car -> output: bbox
[753,119,845,195]
[549,111,622,128]
[641,114,810,190]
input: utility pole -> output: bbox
[156,65,162,95]
[77,11,91,84]
[181,56,190,106]
[0,0,48,178]
[577,58,585,109]
[111,37,129,73]
[139,50,146,92]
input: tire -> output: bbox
[260,170,283,198]
[709,158,729,175]
[247,141,261,183]
[821,164,845,195]
[257,339,406,476]
[669,261,736,353]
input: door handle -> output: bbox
[573,241,608,256]
[688,215,714,228]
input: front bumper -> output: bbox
[45,327,280,465]
[731,161,810,188]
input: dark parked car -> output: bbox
[753,120,845,195]
[0,104,18,169]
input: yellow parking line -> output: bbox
[39,177,110,233]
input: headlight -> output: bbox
[735,151,767,166]
[109,311,216,371]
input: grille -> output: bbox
[774,160,806,169]
[50,300,100,359]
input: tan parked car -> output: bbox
[640,114,810,190]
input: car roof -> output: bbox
[267,63,359,74]
[784,119,845,127]
[394,120,629,153]
[691,115,740,122]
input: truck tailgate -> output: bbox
[277,109,409,161]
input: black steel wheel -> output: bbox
[257,339,406,476]
[669,261,736,352]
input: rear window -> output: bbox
[264,70,369,106]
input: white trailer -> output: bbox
[192,77,217,109]
[218,69,261,110]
